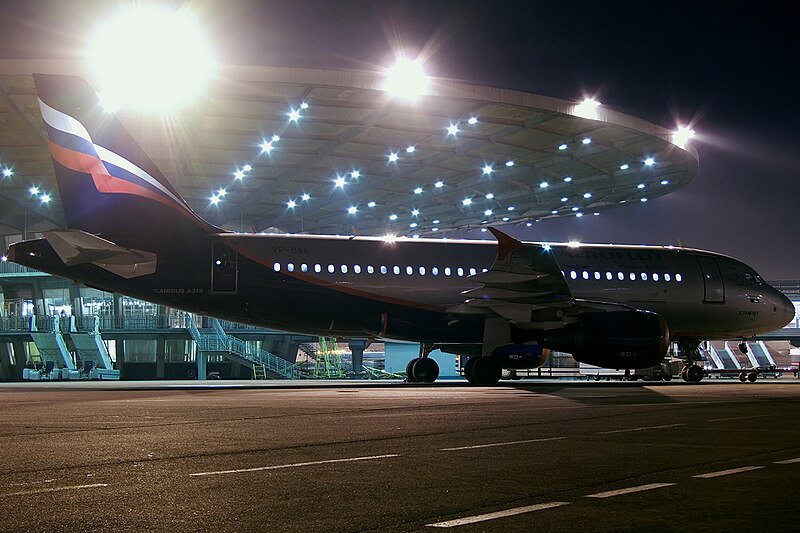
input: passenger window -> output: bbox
[629,272,636,281]
[432,267,439,276]
[653,273,659,281]
[354,265,362,274]
[419,266,426,275]
[469,268,477,276]
[664,273,671,282]
[367,265,374,274]
[393,266,400,275]
[287,263,295,272]
[314,264,322,273]
[444,267,452,276]
[606,272,613,280]
[482,268,488,273]
[273,262,281,272]
[457,268,464,277]
[641,272,647,281]
[301,263,308,273]
[594,272,601,280]
[406,266,413,275]
[618,272,625,280]
[327,264,335,274]
[582,271,589,280]
[676,274,683,282]
[380,266,387,275]
[570,271,577,280]
[341,265,348,274]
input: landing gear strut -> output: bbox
[679,340,704,383]
[405,343,439,383]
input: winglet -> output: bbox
[488,227,523,261]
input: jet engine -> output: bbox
[489,343,549,369]
[542,310,669,369]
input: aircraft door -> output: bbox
[696,256,724,303]
[211,241,238,294]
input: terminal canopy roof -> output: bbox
[0,59,697,239]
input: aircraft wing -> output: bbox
[43,229,157,279]
[447,228,626,327]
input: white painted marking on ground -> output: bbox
[586,483,675,498]
[426,501,570,528]
[599,423,685,435]
[2,483,108,497]
[707,414,775,422]
[441,436,566,451]
[774,457,800,465]
[693,466,764,478]
[189,454,400,477]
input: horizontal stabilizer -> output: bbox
[43,229,156,279]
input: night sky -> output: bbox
[1,0,798,279]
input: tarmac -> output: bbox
[0,379,799,532]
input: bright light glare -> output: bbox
[2,167,12,178]
[29,186,40,195]
[672,126,696,149]
[40,193,51,204]
[384,57,428,99]
[87,5,214,112]
[574,98,601,120]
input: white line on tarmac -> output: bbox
[599,423,686,435]
[693,466,764,478]
[2,483,108,497]
[775,457,800,464]
[189,454,400,477]
[586,483,675,498]
[441,436,567,451]
[707,414,775,422]
[426,502,570,528]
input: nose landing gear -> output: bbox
[678,340,705,383]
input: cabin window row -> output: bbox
[272,262,486,277]
[565,270,683,282]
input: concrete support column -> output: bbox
[12,339,27,374]
[69,283,82,319]
[30,280,46,317]
[197,350,206,380]
[116,338,125,380]
[0,284,5,318]
[113,293,124,328]
[0,342,13,381]
[348,339,367,376]
[156,336,165,379]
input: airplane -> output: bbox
[5,74,795,385]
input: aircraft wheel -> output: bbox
[406,357,421,383]
[680,367,689,382]
[663,373,672,382]
[747,371,758,383]
[463,356,478,384]
[411,357,439,383]
[686,365,704,383]
[470,356,502,385]
[738,371,748,383]
[738,341,748,354]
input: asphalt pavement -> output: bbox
[0,379,798,532]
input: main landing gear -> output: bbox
[463,356,502,385]
[405,343,439,383]
[678,340,705,383]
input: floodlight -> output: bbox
[446,124,459,136]
[574,98,601,120]
[672,126,695,149]
[87,5,214,112]
[462,198,472,206]
[434,181,444,188]
[334,176,346,188]
[347,206,358,214]
[40,193,51,204]
[2,167,12,178]
[384,57,428,99]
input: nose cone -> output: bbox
[776,291,796,328]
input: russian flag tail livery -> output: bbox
[33,74,216,247]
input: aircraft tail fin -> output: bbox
[33,74,215,248]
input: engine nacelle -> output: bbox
[490,343,549,369]
[542,310,669,369]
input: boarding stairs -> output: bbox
[718,342,744,370]
[748,341,776,368]
[313,337,346,378]
[187,317,297,379]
